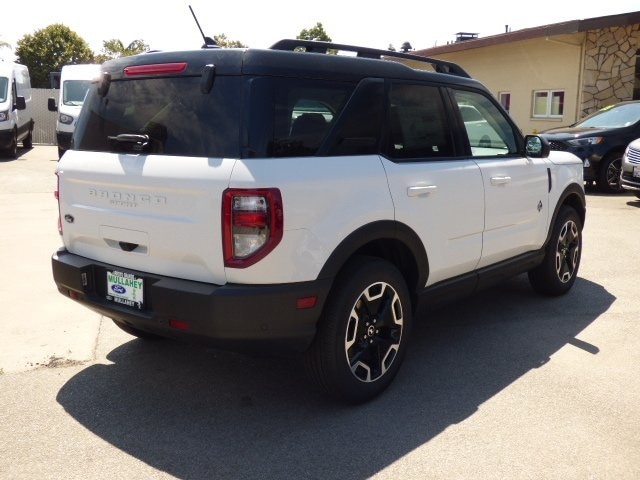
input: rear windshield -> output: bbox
[73,76,241,158]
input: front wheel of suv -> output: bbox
[528,206,582,296]
[305,257,412,403]
[598,153,623,193]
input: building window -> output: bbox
[532,90,564,118]
[499,92,511,112]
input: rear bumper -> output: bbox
[52,248,331,354]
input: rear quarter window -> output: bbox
[245,77,355,158]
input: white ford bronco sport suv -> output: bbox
[52,39,585,403]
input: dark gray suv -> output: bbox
[540,101,640,193]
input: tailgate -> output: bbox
[56,150,235,284]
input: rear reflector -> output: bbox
[169,319,190,331]
[296,296,317,309]
[124,63,188,76]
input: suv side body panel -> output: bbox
[475,155,551,268]
[383,158,484,286]
[225,155,394,284]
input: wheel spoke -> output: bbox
[555,220,580,283]
[345,281,404,383]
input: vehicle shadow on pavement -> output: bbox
[56,274,613,480]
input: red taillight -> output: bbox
[222,189,283,268]
[124,63,187,76]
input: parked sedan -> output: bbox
[620,137,640,199]
[540,101,640,193]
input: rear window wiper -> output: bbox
[107,134,150,153]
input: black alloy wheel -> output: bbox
[305,257,412,403]
[528,206,582,296]
[599,153,623,193]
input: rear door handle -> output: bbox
[490,176,511,186]
[407,185,437,197]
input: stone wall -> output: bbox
[581,24,640,117]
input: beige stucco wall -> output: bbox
[411,34,585,134]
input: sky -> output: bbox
[1,1,639,61]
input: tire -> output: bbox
[2,130,18,159]
[304,257,412,403]
[112,319,161,339]
[634,193,640,200]
[22,123,33,149]
[528,206,582,296]
[597,153,623,193]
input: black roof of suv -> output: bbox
[99,39,480,88]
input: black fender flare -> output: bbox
[545,183,586,246]
[317,220,429,292]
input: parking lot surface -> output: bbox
[0,146,638,479]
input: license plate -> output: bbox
[633,166,640,178]
[106,270,144,310]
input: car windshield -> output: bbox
[63,79,93,106]
[0,77,8,102]
[576,103,640,128]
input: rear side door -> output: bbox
[450,88,550,268]
[381,82,484,286]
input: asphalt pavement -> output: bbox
[0,145,638,479]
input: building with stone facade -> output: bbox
[407,11,640,134]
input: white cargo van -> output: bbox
[48,64,100,158]
[0,62,34,159]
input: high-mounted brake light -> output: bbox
[124,63,188,76]
[222,189,283,268]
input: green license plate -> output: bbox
[106,270,144,310]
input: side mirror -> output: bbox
[15,96,26,111]
[48,97,58,112]
[524,135,550,158]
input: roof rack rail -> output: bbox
[270,39,471,78]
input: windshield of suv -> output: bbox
[74,75,241,158]
[576,103,640,128]
[0,77,8,103]
[63,79,93,106]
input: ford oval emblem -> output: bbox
[111,285,126,294]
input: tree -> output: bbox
[213,34,247,48]
[15,24,93,88]
[297,22,332,42]
[95,39,149,62]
